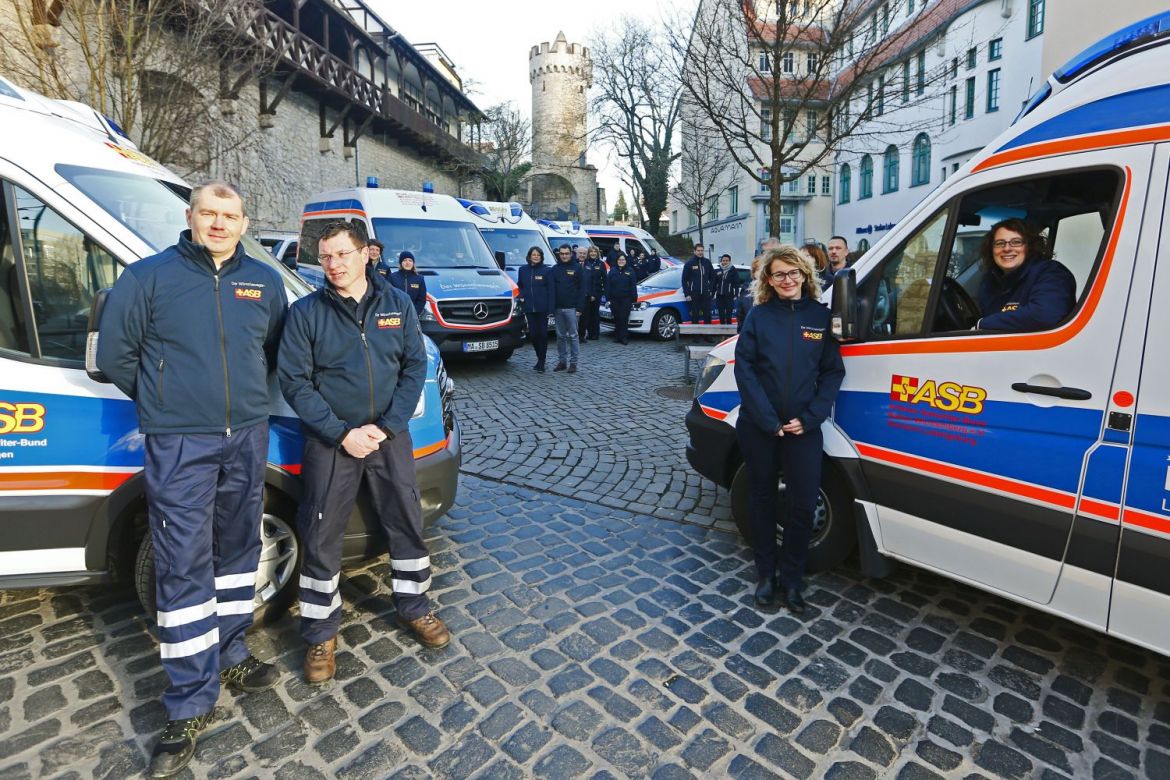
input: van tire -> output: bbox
[729,457,855,574]
[651,309,680,340]
[133,495,301,629]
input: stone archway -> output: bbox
[526,172,579,220]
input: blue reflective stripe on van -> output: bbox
[998,84,1170,152]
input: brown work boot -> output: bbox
[303,637,337,683]
[400,612,451,649]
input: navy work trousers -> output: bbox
[579,299,601,340]
[611,298,632,343]
[144,423,267,720]
[526,312,549,366]
[297,431,431,645]
[716,296,736,326]
[690,295,712,324]
[735,418,824,590]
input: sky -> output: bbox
[368,0,688,212]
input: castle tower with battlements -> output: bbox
[525,31,602,224]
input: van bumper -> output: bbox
[685,399,738,488]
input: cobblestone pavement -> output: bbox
[1,338,1169,778]
[453,336,737,533]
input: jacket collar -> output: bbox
[324,266,388,305]
[176,230,244,275]
[987,255,1037,292]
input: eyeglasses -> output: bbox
[769,269,804,281]
[992,238,1026,250]
[318,248,361,264]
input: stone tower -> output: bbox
[526,32,601,223]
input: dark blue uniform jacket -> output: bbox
[279,270,426,445]
[977,257,1076,332]
[713,266,742,299]
[734,296,845,434]
[606,266,638,301]
[551,260,587,310]
[581,258,607,299]
[682,255,715,298]
[517,262,556,313]
[388,268,428,315]
[97,231,287,435]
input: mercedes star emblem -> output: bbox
[472,302,489,320]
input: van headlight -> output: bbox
[510,297,520,317]
[633,301,648,311]
[694,354,727,398]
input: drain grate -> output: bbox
[656,386,694,401]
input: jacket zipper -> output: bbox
[158,358,165,406]
[784,301,795,425]
[352,301,376,422]
[214,274,232,437]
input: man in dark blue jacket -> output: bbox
[578,247,606,342]
[97,181,286,778]
[682,244,715,324]
[279,222,447,684]
[517,245,555,371]
[550,245,586,372]
[712,254,741,326]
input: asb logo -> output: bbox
[234,288,263,300]
[377,316,402,329]
[0,402,46,433]
[890,375,987,414]
[801,326,824,341]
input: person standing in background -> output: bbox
[682,244,715,324]
[712,254,741,326]
[517,246,556,371]
[606,252,637,345]
[388,251,428,316]
[551,245,585,373]
[579,245,606,342]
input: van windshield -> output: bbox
[479,227,547,268]
[546,236,592,253]
[55,164,312,297]
[372,218,496,269]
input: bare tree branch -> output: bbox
[479,101,532,201]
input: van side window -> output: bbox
[0,185,32,355]
[11,186,122,361]
[627,239,647,256]
[862,207,950,338]
[931,168,1119,334]
[591,237,618,255]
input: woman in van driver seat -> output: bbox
[976,218,1076,332]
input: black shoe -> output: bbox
[148,713,213,778]
[220,655,279,693]
[535,363,545,372]
[754,578,776,608]
[784,587,807,614]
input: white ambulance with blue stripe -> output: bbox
[298,188,523,360]
[0,77,459,620]
[537,219,598,257]
[687,13,1170,655]
[465,200,555,283]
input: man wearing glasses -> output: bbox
[975,218,1075,332]
[279,222,450,685]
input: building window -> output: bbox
[881,3,890,34]
[859,155,873,199]
[728,186,738,214]
[949,85,957,125]
[964,77,975,119]
[782,52,795,73]
[911,133,930,186]
[966,48,977,69]
[916,51,926,95]
[839,164,852,204]
[787,177,799,194]
[950,57,958,79]
[822,175,831,196]
[883,145,899,194]
[908,0,915,11]
[902,60,910,103]
[758,53,771,72]
[989,38,1003,61]
[807,174,817,195]
[761,107,772,142]
[876,74,885,116]
[1028,0,1045,38]
[987,68,1001,112]
[760,168,771,193]
[671,210,678,232]
[688,209,696,227]
[806,110,817,139]
[807,53,819,74]
[706,195,719,220]
[866,82,874,116]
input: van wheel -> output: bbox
[730,458,855,574]
[133,497,301,629]
[652,309,679,340]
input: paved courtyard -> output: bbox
[1,337,1169,779]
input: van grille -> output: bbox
[437,299,512,325]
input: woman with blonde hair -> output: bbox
[734,246,844,613]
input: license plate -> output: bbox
[462,339,499,353]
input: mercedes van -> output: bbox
[686,13,1170,655]
[0,77,459,621]
[298,189,523,360]
[467,200,555,283]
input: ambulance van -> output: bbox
[466,200,555,282]
[0,77,459,620]
[584,224,678,266]
[298,188,523,360]
[687,13,1170,655]
[537,219,598,257]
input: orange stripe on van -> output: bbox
[1122,507,1170,536]
[974,125,1170,173]
[636,290,675,304]
[840,167,1132,358]
[1079,497,1120,522]
[413,436,449,459]
[0,471,135,491]
[301,209,367,221]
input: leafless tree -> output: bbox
[672,0,960,233]
[0,0,274,172]
[479,102,532,201]
[590,17,683,236]
[670,118,734,246]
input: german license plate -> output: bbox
[462,339,499,353]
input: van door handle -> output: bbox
[1011,382,1092,400]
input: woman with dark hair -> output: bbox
[734,246,845,613]
[606,252,637,345]
[976,218,1076,332]
[517,246,555,371]
[804,243,833,290]
[388,251,428,316]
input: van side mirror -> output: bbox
[85,288,111,383]
[830,268,858,341]
[494,250,506,270]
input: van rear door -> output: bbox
[1109,145,1170,653]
